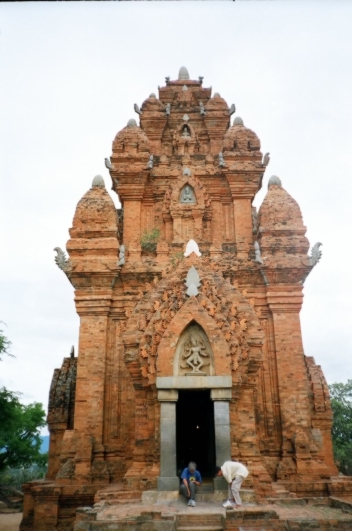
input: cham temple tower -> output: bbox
[21,67,352,531]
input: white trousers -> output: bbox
[228,475,244,505]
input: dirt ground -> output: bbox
[0,511,22,531]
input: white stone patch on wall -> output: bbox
[184,239,202,257]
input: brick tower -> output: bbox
[21,67,346,531]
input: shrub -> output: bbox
[140,228,160,253]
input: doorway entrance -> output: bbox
[176,390,215,478]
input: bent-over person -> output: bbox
[215,460,249,508]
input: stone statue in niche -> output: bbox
[175,323,214,376]
[180,185,196,204]
[181,125,191,137]
[181,335,210,373]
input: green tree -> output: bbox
[0,323,13,360]
[329,380,352,476]
[0,388,47,473]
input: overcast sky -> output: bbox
[1,2,351,434]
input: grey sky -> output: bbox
[1,2,351,431]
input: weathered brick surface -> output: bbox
[69,500,352,531]
[21,68,352,530]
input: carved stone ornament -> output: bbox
[181,124,191,137]
[180,184,196,204]
[118,245,125,266]
[184,239,202,257]
[185,266,201,297]
[175,323,214,376]
[254,241,264,264]
[147,154,154,169]
[54,247,71,272]
[309,242,322,266]
[218,151,226,168]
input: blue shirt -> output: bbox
[181,467,202,484]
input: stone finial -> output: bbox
[233,117,244,126]
[198,76,204,85]
[127,118,137,128]
[92,175,105,188]
[149,93,156,98]
[70,346,75,358]
[185,266,201,297]
[184,239,202,258]
[183,167,191,176]
[178,66,190,80]
[268,175,282,188]
[165,76,170,85]
[214,92,220,97]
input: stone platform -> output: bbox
[74,495,352,531]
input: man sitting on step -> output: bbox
[215,460,249,509]
[180,461,202,507]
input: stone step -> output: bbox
[177,527,223,531]
[197,484,214,493]
[96,489,141,503]
[103,498,142,505]
[141,489,256,505]
[195,489,256,503]
[177,515,223,527]
[270,491,292,498]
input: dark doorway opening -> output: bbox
[176,390,215,479]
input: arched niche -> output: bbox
[161,173,210,244]
[173,321,215,377]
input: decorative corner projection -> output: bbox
[262,152,270,167]
[54,247,71,273]
[147,155,154,169]
[254,241,264,264]
[104,157,113,170]
[301,242,323,284]
[218,151,226,168]
[118,245,125,266]
[184,239,202,257]
[308,242,322,266]
[185,266,201,297]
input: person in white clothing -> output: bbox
[215,460,249,508]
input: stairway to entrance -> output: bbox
[176,512,224,531]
